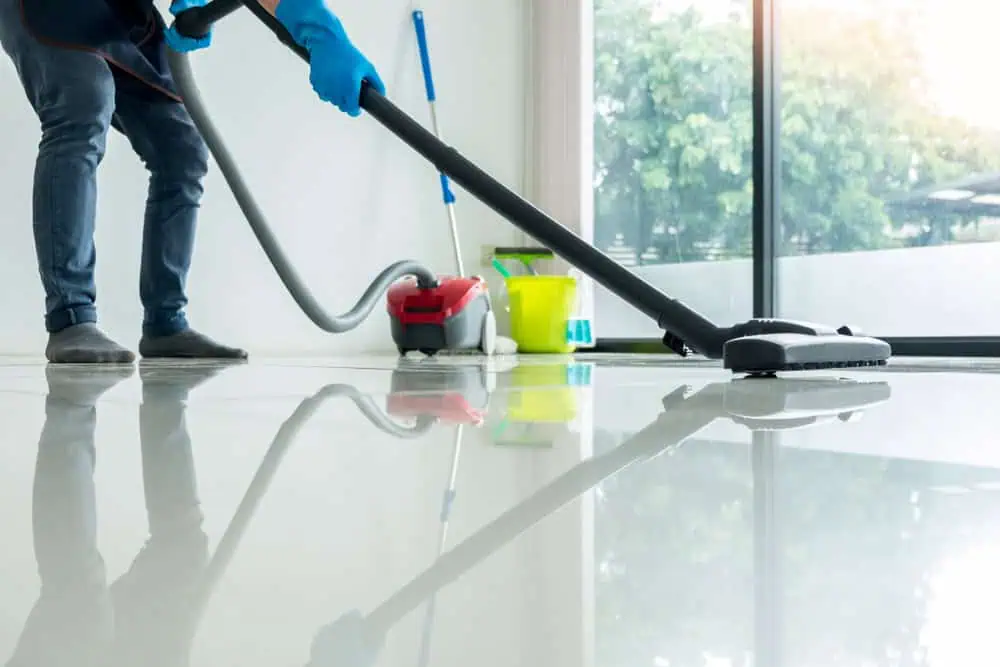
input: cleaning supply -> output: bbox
[492,247,594,352]
[567,268,595,348]
[506,275,578,354]
[490,258,512,279]
[493,247,551,275]
[274,0,384,116]
[492,247,552,345]
[410,6,505,356]
[386,276,493,355]
[412,8,463,276]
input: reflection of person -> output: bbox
[0,0,382,363]
[8,364,228,667]
[6,367,129,667]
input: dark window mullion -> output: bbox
[752,0,780,318]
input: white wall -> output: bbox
[0,0,529,356]
[595,242,1000,339]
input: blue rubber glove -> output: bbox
[275,0,385,116]
[164,0,212,53]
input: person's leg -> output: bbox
[111,90,247,359]
[0,0,134,363]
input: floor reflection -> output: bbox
[595,377,1000,667]
[10,363,223,667]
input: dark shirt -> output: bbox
[19,0,179,99]
[105,0,156,31]
[99,0,172,101]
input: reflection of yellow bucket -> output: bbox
[506,363,578,423]
[506,276,577,354]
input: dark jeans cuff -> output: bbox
[142,311,189,337]
[46,306,98,333]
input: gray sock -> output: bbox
[46,323,136,364]
[139,329,248,360]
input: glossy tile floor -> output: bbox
[1,354,999,667]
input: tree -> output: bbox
[595,0,753,261]
[594,0,1000,261]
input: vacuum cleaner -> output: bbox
[169,0,893,375]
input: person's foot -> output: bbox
[45,323,136,364]
[139,328,248,360]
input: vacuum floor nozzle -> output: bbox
[723,332,891,374]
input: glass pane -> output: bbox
[777,0,1000,335]
[593,0,753,338]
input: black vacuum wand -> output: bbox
[171,0,892,374]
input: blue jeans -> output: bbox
[0,0,207,335]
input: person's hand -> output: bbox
[274,0,386,117]
[164,0,213,53]
[307,36,385,117]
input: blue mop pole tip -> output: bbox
[412,9,436,103]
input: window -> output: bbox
[776,0,1000,335]
[593,0,754,338]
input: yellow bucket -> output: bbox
[506,275,577,354]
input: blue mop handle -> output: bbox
[412,10,456,205]
[412,10,436,102]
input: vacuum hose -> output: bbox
[165,49,440,334]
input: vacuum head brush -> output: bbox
[718,321,891,375]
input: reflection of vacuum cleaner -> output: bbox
[384,362,482,667]
[185,378,471,649]
[169,372,890,666]
[386,362,491,425]
[169,0,892,374]
[191,363,501,645]
[302,376,891,666]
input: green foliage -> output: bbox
[594,0,1000,262]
